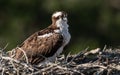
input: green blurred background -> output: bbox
[0,0,120,54]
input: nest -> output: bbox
[0,46,120,75]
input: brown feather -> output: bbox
[12,25,63,64]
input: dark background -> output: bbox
[0,0,120,54]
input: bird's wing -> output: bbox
[13,29,63,64]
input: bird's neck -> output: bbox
[56,20,69,32]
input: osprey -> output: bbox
[10,11,71,65]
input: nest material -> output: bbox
[0,47,120,75]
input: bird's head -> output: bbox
[52,11,68,25]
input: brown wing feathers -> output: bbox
[12,27,63,64]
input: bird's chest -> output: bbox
[61,29,71,46]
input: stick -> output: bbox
[17,47,29,64]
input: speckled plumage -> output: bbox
[10,11,71,65]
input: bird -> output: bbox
[9,11,71,65]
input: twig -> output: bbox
[9,48,16,58]
[84,48,100,56]
[2,56,20,63]
[103,45,107,51]
[17,47,29,64]
[76,63,107,69]
[1,68,5,75]
[9,60,19,75]
[32,63,58,74]
[65,52,71,63]
[1,43,9,56]
[1,56,28,68]
[2,43,9,51]
[67,47,89,65]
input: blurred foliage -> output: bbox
[0,0,120,54]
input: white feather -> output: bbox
[56,17,71,46]
[52,12,62,17]
[37,33,53,38]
